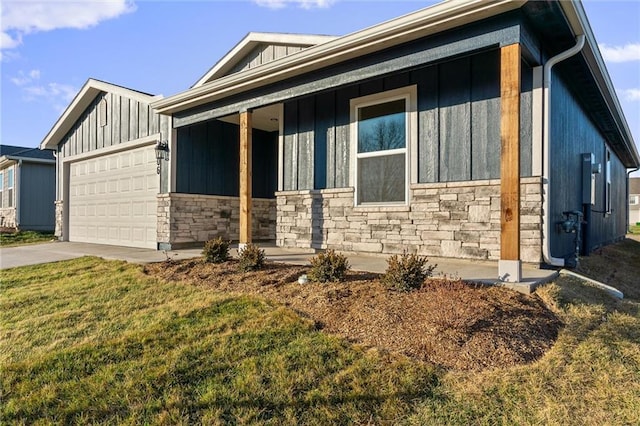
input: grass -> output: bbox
[0,230,55,247]
[1,253,639,424]
[629,224,640,234]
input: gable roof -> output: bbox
[193,32,338,87]
[0,145,55,163]
[39,78,161,150]
[153,0,638,169]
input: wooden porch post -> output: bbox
[499,43,522,282]
[239,110,252,248]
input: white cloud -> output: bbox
[599,43,640,63]
[253,0,335,10]
[10,69,41,86]
[622,88,640,102]
[10,68,77,111]
[1,0,136,58]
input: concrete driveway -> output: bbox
[0,241,203,269]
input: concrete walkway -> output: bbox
[0,241,558,293]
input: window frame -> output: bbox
[7,168,13,208]
[350,85,417,207]
[0,171,3,208]
[630,195,639,206]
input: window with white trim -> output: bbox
[351,86,416,206]
[7,168,14,208]
[630,195,639,206]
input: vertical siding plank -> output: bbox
[471,50,500,180]
[439,57,471,181]
[520,60,533,177]
[120,97,130,142]
[82,114,89,154]
[112,94,121,145]
[500,43,521,261]
[130,99,139,140]
[97,95,105,149]
[90,100,98,151]
[139,103,149,137]
[283,101,298,190]
[104,93,113,147]
[334,85,359,188]
[315,91,335,189]
[413,66,439,183]
[297,96,315,190]
[359,79,383,98]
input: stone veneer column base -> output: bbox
[157,193,276,249]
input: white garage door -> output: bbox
[69,144,158,249]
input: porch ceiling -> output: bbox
[218,104,281,132]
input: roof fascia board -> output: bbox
[153,0,524,114]
[39,79,162,151]
[193,32,338,87]
[558,0,639,166]
[5,156,55,164]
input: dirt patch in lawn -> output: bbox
[144,259,561,371]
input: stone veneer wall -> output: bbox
[276,177,543,263]
[0,207,16,228]
[157,193,276,248]
[54,201,63,238]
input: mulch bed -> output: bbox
[144,259,561,371]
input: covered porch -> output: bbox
[157,104,281,249]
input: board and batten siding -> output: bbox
[58,92,170,160]
[176,120,278,199]
[282,49,534,191]
[549,68,628,258]
[228,43,307,76]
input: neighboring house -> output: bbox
[41,0,639,281]
[0,145,55,231]
[630,177,640,226]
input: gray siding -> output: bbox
[176,120,277,198]
[281,49,533,190]
[228,43,306,76]
[549,69,628,258]
[58,91,170,159]
[19,162,55,231]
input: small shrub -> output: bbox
[238,243,266,272]
[308,249,350,283]
[382,252,436,292]
[202,237,230,263]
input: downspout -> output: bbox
[542,34,586,267]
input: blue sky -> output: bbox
[1,0,639,172]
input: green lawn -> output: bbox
[0,230,55,247]
[1,257,639,425]
[629,224,640,234]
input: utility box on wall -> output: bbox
[582,153,601,205]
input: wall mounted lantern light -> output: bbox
[154,140,169,174]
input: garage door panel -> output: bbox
[69,144,158,249]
